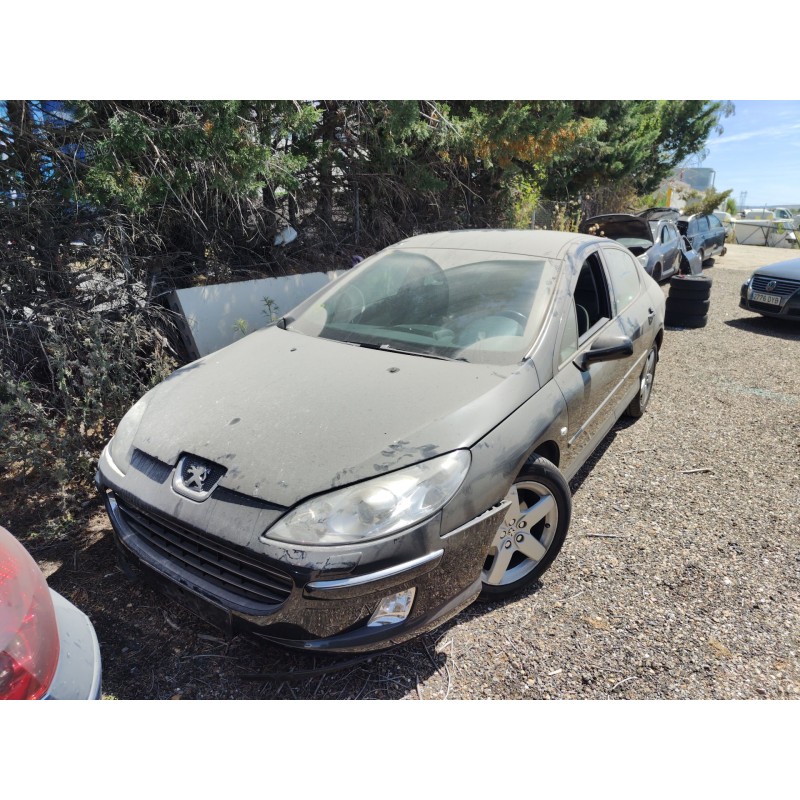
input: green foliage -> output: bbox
[683,188,734,216]
[725,197,737,215]
[0,97,733,535]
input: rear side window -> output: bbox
[602,247,641,314]
[697,216,709,232]
[709,215,723,229]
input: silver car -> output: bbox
[96,230,665,652]
[580,213,682,282]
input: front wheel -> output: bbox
[480,456,571,600]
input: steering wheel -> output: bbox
[496,311,528,328]
[335,285,366,320]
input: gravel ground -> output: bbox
[30,244,800,700]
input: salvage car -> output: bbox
[740,257,800,319]
[97,230,666,653]
[1,526,102,699]
[580,213,681,282]
[676,213,727,265]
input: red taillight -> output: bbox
[0,527,60,700]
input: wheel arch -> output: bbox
[530,439,561,469]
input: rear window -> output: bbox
[602,247,641,314]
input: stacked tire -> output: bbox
[665,275,712,329]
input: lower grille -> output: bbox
[112,495,293,612]
[748,300,788,314]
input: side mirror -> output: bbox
[574,331,634,372]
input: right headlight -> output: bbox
[262,450,471,546]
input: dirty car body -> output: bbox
[97,230,665,653]
[580,213,680,282]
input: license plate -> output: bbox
[751,292,782,306]
[143,564,233,636]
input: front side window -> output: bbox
[573,253,612,337]
[602,247,641,314]
[289,248,560,365]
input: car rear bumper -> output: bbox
[99,473,506,653]
[44,590,103,700]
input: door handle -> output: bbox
[647,307,655,323]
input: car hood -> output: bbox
[753,259,800,280]
[131,327,540,507]
[580,214,654,244]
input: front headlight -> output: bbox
[743,276,752,288]
[262,450,471,546]
[108,392,151,473]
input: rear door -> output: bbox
[707,214,725,254]
[554,246,643,475]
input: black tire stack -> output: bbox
[665,275,712,328]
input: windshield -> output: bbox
[287,248,560,365]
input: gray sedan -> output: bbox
[96,230,665,652]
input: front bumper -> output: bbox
[740,283,800,319]
[97,447,505,653]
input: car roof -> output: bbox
[392,229,599,260]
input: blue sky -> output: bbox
[700,101,800,208]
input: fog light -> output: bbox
[367,588,416,627]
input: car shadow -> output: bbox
[724,316,800,340]
[568,415,635,495]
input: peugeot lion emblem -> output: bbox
[766,280,777,292]
[173,455,224,501]
[185,464,209,490]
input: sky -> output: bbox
[700,101,800,209]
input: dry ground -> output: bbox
[16,243,800,699]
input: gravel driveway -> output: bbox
[44,244,800,699]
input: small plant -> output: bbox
[262,295,280,323]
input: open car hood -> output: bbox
[580,214,654,244]
[638,207,681,222]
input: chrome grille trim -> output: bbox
[751,275,800,297]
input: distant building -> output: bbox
[671,167,716,192]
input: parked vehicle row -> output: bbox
[580,206,723,284]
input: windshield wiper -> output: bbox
[347,341,467,362]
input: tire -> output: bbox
[626,344,658,418]
[669,274,712,299]
[698,249,705,267]
[652,263,663,282]
[703,257,715,268]
[479,455,571,600]
[665,311,708,329]
[666,296,711,316]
